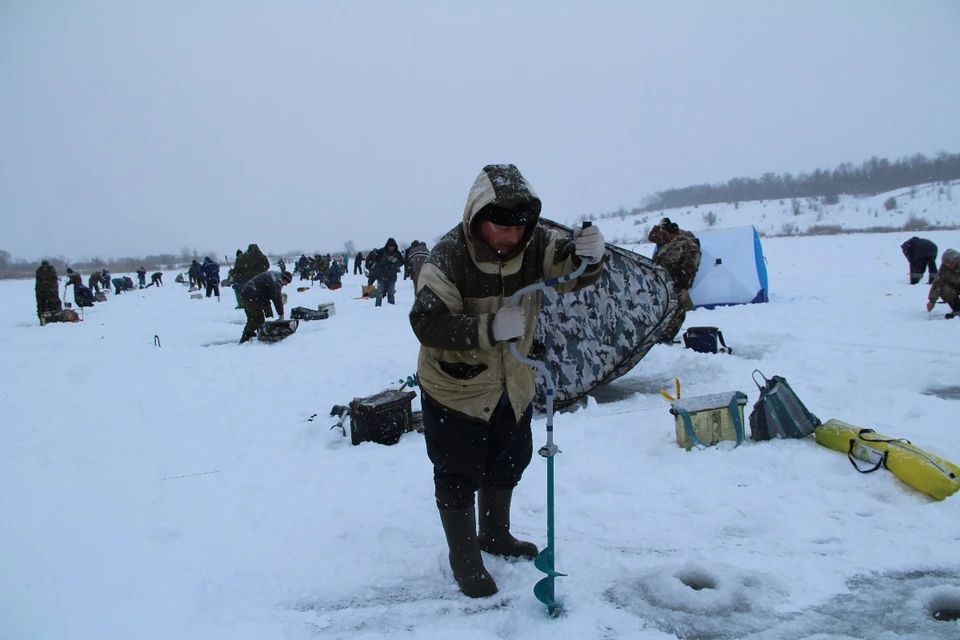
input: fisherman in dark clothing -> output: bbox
[372,238,404,307]
[35,260,63,325]
[112,277,126,294]
[365,249,379,283]
[137,267,147,288]
[64,268,94,306]
[188,260,201,289]
[901,237,938,285]
[404,241,420,280]
[65,268,82,289]
[202,257,220,298]
[297,254,310,281]
[232,244,270,309]
[407,242,431,289]
[146,272,163,287]
[354,251,364,275]
[87,271,104,295]
[239,270,293,344]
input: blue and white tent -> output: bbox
[689,226,769,309]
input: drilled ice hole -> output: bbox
[928,593,960,622]
[676,569,717,591]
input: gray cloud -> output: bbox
[2,0,958,261]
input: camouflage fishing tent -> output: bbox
[534,220,679,410]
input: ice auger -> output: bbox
[507,222,591,617]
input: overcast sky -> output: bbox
[2,1,959,262]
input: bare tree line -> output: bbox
[587,151,960,221]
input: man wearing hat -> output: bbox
[409,164,605,598]
[649,218,702,343]
[35,260,63,325]
[926,248,960,319]
[239,270,293,344]
[372,238,404,306]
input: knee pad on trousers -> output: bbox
[436,488,475,512]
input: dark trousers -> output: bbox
[354,263,362,275]
[206,282,220,298]
[138,275,146,288]
[422,391,533,510]
[934,284,960,312]
[241,302,267,340]
[909,258,938,284]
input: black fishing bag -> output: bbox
[682,326,732,354]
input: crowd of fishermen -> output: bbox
[34,263,167,324]
[293,253,347,288]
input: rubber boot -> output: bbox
[438,507,498,598]
[478,488,539,560]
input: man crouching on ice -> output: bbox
[408,164,605,598]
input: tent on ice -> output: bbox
[535,219,678,410]
[689,226,769,309]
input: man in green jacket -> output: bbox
[926,248,960,318]
[409,164,605,598]
[649,219,702,343]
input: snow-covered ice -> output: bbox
[3,229,960,640]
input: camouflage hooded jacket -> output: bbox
[653,234,702,292]
[929,249,960,302]
[409,164,603,422]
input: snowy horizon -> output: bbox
[4,179,958,269]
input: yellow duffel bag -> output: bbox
[815,419,960,501]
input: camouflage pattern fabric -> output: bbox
[659,307,687,344]
[35,262,62,320]
[653,234,702,291]
[534,219,679,410]
[241,304,267,342]
[929,248,960,311]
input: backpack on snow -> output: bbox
[748,370,822,441]
[257,319,299,343]
[290,306,329,321]
[682,326,732,354]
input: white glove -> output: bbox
[574,225,605,264]
[492,306,526,342]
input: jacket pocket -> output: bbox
[439,361,488,381]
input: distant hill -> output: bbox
[575,180,960,249]
[614,153,960,215]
